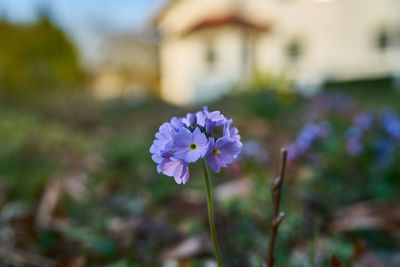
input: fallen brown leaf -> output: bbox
[331,255,341,267]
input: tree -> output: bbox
[0,15,85,104]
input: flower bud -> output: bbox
[188,113,197,125]
[205,119,216,133]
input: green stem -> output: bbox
[201,159,223,267]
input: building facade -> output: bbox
[156,0,400,105]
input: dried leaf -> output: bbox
[330,201,400,239]
[0,246,55,267]
[216,178,252,201]
[351,243,386,267]
[36,171,88,229]
[160,235,212,261]
[331,256,341,267]
[56,256,86,267]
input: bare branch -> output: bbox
[266,148,288,267]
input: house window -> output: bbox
[376,26,400,51]
[377,29,389,51]
[285,38,302,62]
[205,42,217,69]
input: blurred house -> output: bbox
[90,36,159,101]
[155,0,400,105]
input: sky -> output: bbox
[0,0,168,65]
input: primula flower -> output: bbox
[206,137,242,173]
[196,106,226,127]
[172,127,209,163]
[149,122,174,155]
[224,119,241,142]
[152,152,189,184]
[205,119,216,134]
[150,106,242,184]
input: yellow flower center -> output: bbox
[190,143,197,150]
[212,148,219,155]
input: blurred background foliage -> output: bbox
[1,84,400,266]
[0,14,84,105]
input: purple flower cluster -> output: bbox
[150,107,242,184]
[345,112,373,156]
[310,92,356,118]
[287,122,331,161]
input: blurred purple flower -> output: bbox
[346,138,362,156]
[380,110,400,140]
[286,144,299,162]
[287,122,331,161]
[295,123,329,152]
[311,92,356,117]
[354,112,373,131]
[345,126,363,156]
[150,107,242,184]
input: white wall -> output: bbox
[253,0,400,81]
[158,0,400,104]
[161,26,247,105]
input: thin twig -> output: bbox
[266,148,288,267]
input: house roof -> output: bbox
[182,14,269,35]
[153,1,269,36]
